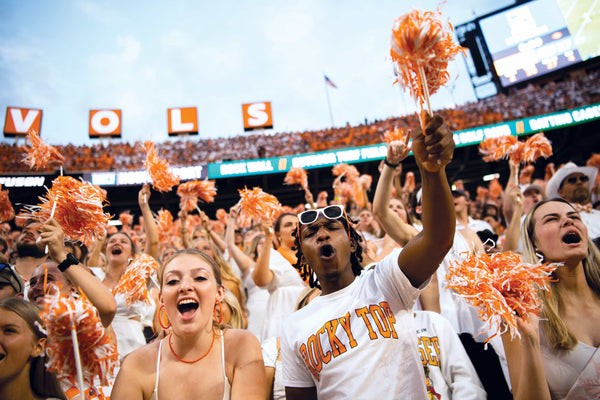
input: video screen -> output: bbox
[478,0,600,87]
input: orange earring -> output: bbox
[214,300,223,324]
[158,305,171,329]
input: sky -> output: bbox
[0,0,515,146]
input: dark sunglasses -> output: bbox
[565,175,589,184]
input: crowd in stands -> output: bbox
[1,66,600,399]
[1,68,600,175]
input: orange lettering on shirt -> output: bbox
[337,312,357,348]
[299,343,320,380]
[369,304,392,338]
[380,301,399,339]
[324,319,347,357]
[316,325,331,364]
[355,307,378,339]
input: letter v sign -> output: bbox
[4,107,42,136]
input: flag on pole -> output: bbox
[324,75,338,89]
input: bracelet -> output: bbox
[57,253,79,273]
[384,158,399,168]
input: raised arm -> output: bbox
[139,184,158,260]
[397,115,455,287]
[200,210,226,253]
[40,218,117,327]
[225,205,255,277]
[373,137,419,247]
[178,209,191,249]
[501,314,551,400]
[252,220,275,288]
[503,184,524,252]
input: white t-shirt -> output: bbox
[260,248,306,342]
[261,336,285,400]
[281,250,429,399]
[414,311,486,400]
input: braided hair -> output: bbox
[293,214,363,288]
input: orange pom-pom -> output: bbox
[383,127,407,144]
[489,178,503,199]
[284,167,308,190]
[522,133,552,164]
[586,153,600,187]
[25,176,110,246]
[519,165,535,186]
[332,163,360,182]
[156,209,174,243]
[23,129,65,170]
[446,251,558,341]
[216,208,227,223]
[0,184,15,223]
[40,291,119,386]
[119,211,133,227]
[479,135,519,162]
[112,254,159,305]
[237,187,282,227]
[390,8,465,124]
[176,180,217,212]
[143,141,180,192]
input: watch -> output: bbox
[57,253,79,273]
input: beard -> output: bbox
[16,242,46,259]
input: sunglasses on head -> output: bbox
[566,175,589,184]
[298,205,346,225]
[296,205,350,241]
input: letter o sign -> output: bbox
[89,109,122,137]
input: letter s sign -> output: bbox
[242,102,273,132]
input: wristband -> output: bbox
[57,253,79,273]
[384,158,399,168]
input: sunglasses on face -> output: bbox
[565,175,589,184]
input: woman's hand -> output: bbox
[138,184,151,207]
[39,218,68,262]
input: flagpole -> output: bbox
[324,78,334,127]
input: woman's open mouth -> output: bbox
[562,231,582,245]
[177,299,199,317]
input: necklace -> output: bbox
[168,329,216,363]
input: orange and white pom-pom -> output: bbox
[177,180,217,212]
[143,141,180,192]
[446,251,558,341]
[522,133,552,164]
[112,254,159,305]
[332,163,360,182]
[119,211,133,228]
[383,127,407,144]
[489,178,503,199]
[26,176,110,246]
[40,291,119,386]
[0,184,15,223]
[23,129,65,170]
[390,8,465,124]
[284,167,308,190]
[237,187,281,227]
[156,209,174,243]
[215,208,228,224]
[479,135,520,162]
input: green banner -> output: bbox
[208,102,600,179]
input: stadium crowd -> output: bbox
[1,68,600,174]
[1,67,600,400]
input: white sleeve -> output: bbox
[261,336,278,368]
[373,249,423,312]
[266,248,304,292]
[280,318,315,388]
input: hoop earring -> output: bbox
[214,300,223,325]
[158,305,171,329]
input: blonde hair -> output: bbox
[521,198,600,350]
[220,289,245,330]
